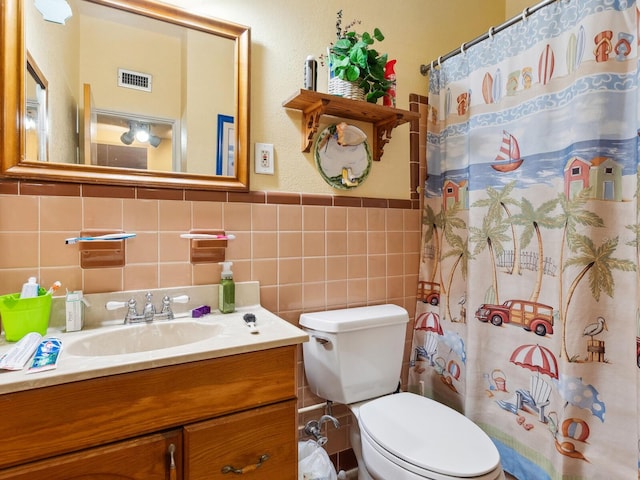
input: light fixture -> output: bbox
[120,127,135,145]
[148,135,162,148]
[135,125,150,143]
[120,122,161,148]
[34,0,73,25]
[24,114,37,131]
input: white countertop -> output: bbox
[0,283,308,395]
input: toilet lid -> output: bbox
[358,392,501,478]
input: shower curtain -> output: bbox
[408,1,639,478]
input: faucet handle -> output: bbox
[159,294,189,310]
[107,298,138,315]
[171,294,189,304]
[107,298,139,323]
[159,294,190,317]
[106,300,128,311]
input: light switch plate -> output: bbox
[255,142,274,174]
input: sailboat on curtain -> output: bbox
[492,130,524,172]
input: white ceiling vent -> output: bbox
[118,68,152,92]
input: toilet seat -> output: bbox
[357,392,502,479]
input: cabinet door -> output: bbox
[184,400,297,480]
[0,430,181,480]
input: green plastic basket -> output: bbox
[0,289,51,341]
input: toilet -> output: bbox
[300,304,505,480]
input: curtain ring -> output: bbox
[437,56,442,68]
[521,7,529,22]
[430,61,434,71]
[488,26,494,40]
[460,42,466,55]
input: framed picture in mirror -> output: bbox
[216,114,234,176]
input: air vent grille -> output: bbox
[118,68,152,92]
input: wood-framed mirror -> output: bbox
[1,0,250,191]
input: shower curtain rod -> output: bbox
[420,0,559,75]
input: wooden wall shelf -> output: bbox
[283,89,420,161]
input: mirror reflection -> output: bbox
[25,55,48,162]
[93,111,173,170]
[24,0,240,178]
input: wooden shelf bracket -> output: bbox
[283,89,420,162]
[373,116,401,162]
[302,99,328,152]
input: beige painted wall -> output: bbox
[155,0,506,199]
[78,14,182,119]
[506,0,541,19]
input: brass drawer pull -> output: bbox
[221,454,270,474]
[168,444,177,480]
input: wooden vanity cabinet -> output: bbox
[0,346,298,479]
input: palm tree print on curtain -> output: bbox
[409,1,640,478]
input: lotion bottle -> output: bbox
[218,262,235,313]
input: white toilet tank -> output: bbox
[300,304,409,404]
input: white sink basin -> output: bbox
[65,321,224,356]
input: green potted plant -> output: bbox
[326,10,390,103]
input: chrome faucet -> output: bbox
[106,293,189,324]
[142,292,155,321]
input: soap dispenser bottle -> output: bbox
[218,262,235,313]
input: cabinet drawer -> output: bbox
[184,400,297,480]
[0,430,181,480]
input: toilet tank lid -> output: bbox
[300,304,409,333]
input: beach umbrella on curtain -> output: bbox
[440,330,466,365]
[415,311,443,335]
[554,374,606,423]
[509,344,559,379]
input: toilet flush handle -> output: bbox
[312,335,332,348]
